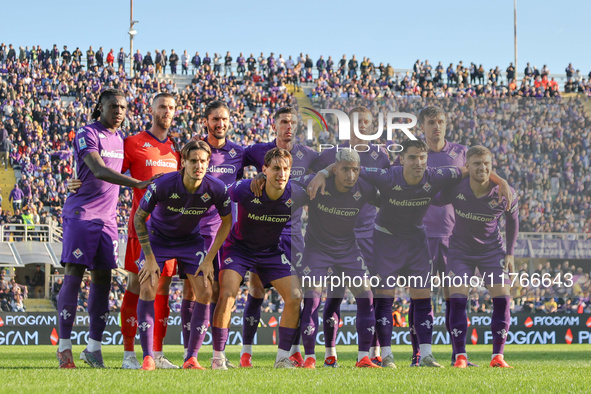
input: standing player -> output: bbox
[195,101,244,319]
[120,93,181,369]
[310,106,390,367]
[68,93,182,369]
[56,89,154,369]
[297,150,379,368]
[433,146,518,368]
[239,106,318,367]
[212,148,306,369]
[135,140,232,370]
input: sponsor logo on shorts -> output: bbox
[201,193,211,202]
[143,142,153,148]
[423,182,431,192]
[224,257,233,265]
[73,248,83,259]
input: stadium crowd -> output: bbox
[0,43,590,314]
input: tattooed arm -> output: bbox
[135,207,160,286]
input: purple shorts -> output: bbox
[357,237,373,262]
[139,235,207,278]
[429,237,449,275]
[61,218,118,271]
[371,228,432,289]
[300,246,369,281]
[203,232,221,282]
[447,245,509,285]
[221,242,294,287]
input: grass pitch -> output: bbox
[1,345,589,393]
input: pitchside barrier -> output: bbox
[1,312,589,346]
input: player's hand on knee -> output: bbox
[196,259,215,288]
[250,172,266,197]
[139,257,161,286]
[67,178,82,193]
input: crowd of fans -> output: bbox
[1,42,590,313]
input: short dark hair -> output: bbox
[152,92,175,105]
[401,139,428,156]
[263,147,292,167]
[467,145,492,161]
[91,89,125,120]
[273,106,297,123]
[418,106,446,125]
[203,100,230,119]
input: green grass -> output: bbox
[1,345,589,393]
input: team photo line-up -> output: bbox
[56,88,518,370]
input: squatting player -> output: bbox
[297,149,380,369]
[310,106,390,367]
[134,140,232,370]
[433,146,518,368]
[240,106,318,367]
[57,89,154,369]
[212,148,306,369]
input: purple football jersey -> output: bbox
[62,121,124,224]
[225,179,306,253]
[295,174,377,256]
[139,172,231,242]
[199,139,245,235]
[243,139,319,240]
[362,166,463,237]
[311,143,390,238]
[435,177,519,254]
[393,141,467,238]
